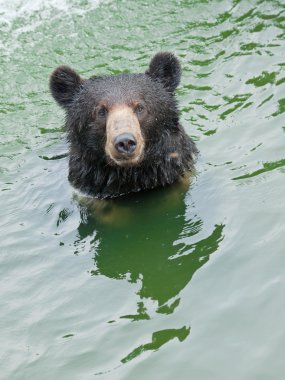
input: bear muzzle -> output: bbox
[105,106,144,166]
[114,133,137,155]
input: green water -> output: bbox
[1,0,285,379]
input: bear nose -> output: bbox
[114,133,137,154]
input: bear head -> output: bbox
[50,52,196,198]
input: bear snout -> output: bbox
[105,105,144,166]
[114,133,137,155]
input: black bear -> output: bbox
[50,52,197,198]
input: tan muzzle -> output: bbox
[105,106,144,166]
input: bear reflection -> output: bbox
[75,180,224,314]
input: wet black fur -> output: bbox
[50,52,197,198]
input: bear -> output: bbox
[50,52,197,198]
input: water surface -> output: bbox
[1,0,285,379]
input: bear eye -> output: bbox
[135,103,144,114]
[97,106,107,118]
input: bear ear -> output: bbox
[146,52,181,92]
[49,65,83,108]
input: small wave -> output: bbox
[0,0,102,23]
[0,0,103,58]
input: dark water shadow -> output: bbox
[121,326,190,363]
[232,157,285,180]
[70,179,224,362]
